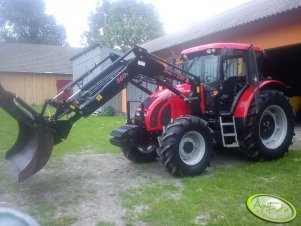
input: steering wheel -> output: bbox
[205,75,215,83]
[234,76,246,92]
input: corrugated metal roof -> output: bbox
[70,43,101,61]
[0,42,82,74]
[70,44,122,61]
[141,0,301,53]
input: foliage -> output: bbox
[103,105,115,116]
[0,0,66,45]
[84,0,164,51]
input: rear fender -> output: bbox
[233,80,289,119]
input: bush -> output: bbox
[103,105,115,116]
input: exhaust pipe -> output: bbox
[0,85,54,182]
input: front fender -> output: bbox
[233,80,288,119]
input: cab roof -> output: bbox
[181,43,263,55]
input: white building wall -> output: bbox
[71,45,124,115]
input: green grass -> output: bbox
[0,108,125,225]
[0,108,18,158]
[121,151,301,225]
[96,221,116,226]
[26,200,77,226]
[0,108,126,158]
[1,108,300,225]
[52,115,126,156]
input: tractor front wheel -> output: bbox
[157,116,214,176]
[121,143,158,163]
[239,90,294,160]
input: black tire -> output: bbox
[157,116,214,176]
[121,144,158,163]
[239,90,295,160]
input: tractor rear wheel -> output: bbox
[157,116,214,176]
[239,90,294,160]
[121,143,158,163]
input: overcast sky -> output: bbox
[44,0,251,47]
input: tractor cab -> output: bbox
[181,43,263,113]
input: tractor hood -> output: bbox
[150,83,192,99]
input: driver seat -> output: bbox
[221,76,239,96]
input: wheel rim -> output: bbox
[179,131,205,165]
[259,105,287,149]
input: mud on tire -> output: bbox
[239,90,294,160]
[157,116,214,176]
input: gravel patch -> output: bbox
[0,154,175,226]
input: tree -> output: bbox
[0,0,66,45]
[84,0,164,51]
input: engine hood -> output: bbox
[150,83,191,99]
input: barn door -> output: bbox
[56,80,72,100]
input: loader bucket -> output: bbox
[5,122,53,182]
[0,84,54,182]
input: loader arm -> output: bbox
[0,46,200,181]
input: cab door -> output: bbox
[246,45,260,113]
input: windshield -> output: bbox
[184,54,219,87]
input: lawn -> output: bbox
[122,152,301,225]
[0,108,125,157]
[0,108,300,225]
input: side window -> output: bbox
[188,57,202,77]
[222,55,247,94]
[204,56,218,86]
[185,54,219,88]
[223,57,246,80]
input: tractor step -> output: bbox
[219,115,239,148]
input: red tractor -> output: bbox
[110,43,294,176]
[0,43,295,181]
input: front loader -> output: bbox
[0,48,140,181]
[0,43,295,181]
